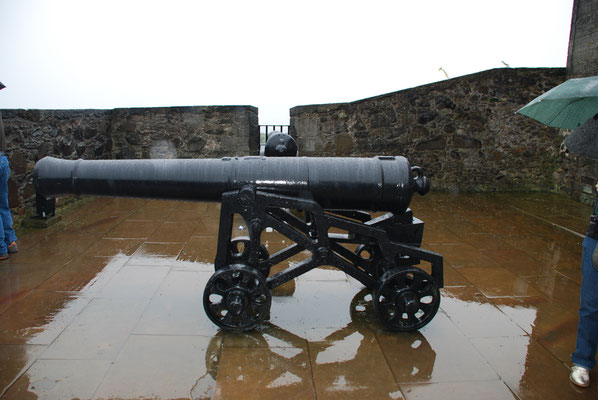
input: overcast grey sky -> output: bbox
[0,0,574,124]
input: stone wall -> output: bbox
[3,67,595,222]
[567,0,598,78]
[108,106,259,159]
[555,155,598,205]
[290,68,567,193]
[1,105,258,217]
[559,0,598,203]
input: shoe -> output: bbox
[7,241,17,253]
[570,365,590,388]
[0,253,8,261]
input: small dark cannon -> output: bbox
[33,156,443,332]
[264,132,298,157]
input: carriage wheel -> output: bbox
[373,267,440,332]
[203,264,271,331]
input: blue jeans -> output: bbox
[572,235,598,369]
[0,156,16,254]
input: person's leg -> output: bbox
[571,235,598,386]
[0,156,16,248]
[0,156,9,256]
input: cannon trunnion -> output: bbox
[33,156,443,332]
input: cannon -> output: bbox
[264,132,298,157]
[33,155,443,332]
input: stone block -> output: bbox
[453,135,482,149]
[149,140,177,159]
[416,136,446,151]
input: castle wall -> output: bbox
[0,106,258,216]
[567,0,598,78]
[290,68,569,194]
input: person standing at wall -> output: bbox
[0,82,18,260]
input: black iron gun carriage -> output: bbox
[33,155,443,332]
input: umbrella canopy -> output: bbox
[516,76,598,130]
[563,113,598,159]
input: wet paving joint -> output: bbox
[1,193,597,399]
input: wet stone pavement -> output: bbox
[0,192,597,399]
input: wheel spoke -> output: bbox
[209,302,226,319]
[236,312,251,326]
[248,302,266,317]
[416,282,434,296]
[240,272,252,287]
[387,312,402,324]
[377,300,394,313]
[378,302,398,322]
[378,286,397,301]
[220,274,235,289]
[390,274,406,290]
[208,300,224,312]
[210,283,228,297]
[411,274,427,291]
[221,312,235,327]
[407,312,420,325]
[249,287,266,301]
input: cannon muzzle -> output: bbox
[33,156,430,213]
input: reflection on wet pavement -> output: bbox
[1,193,598,399]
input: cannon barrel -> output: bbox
[33,156,430,213]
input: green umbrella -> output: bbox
[516,76,598,130]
